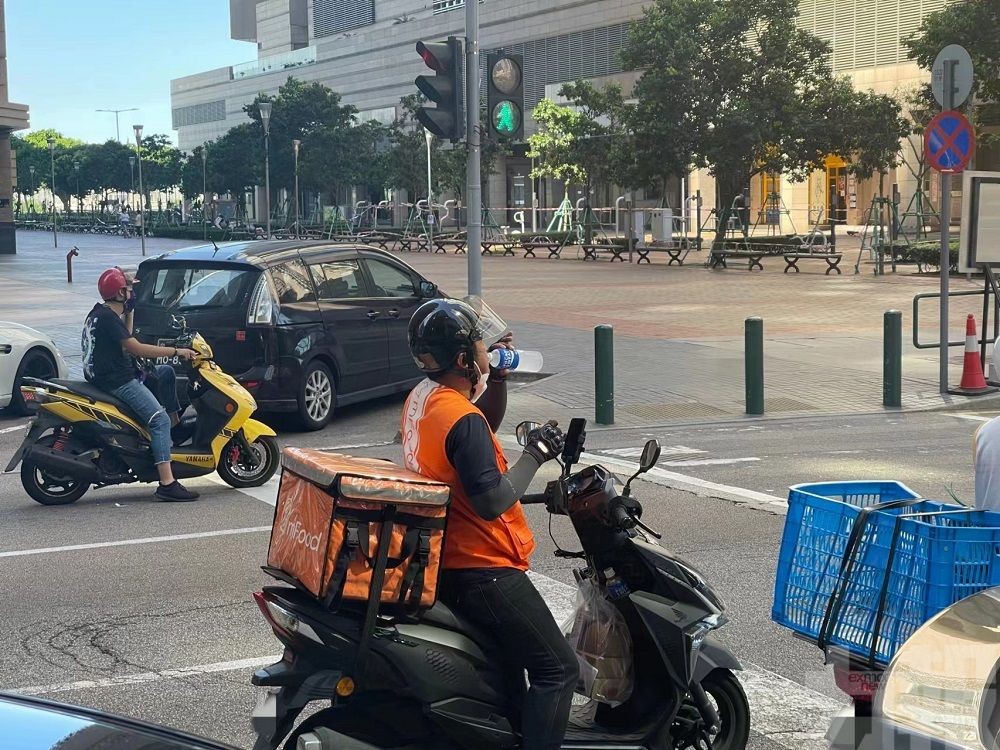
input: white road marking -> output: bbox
[604,445,705,459]
[0,527,271,558]
[661,456,760,468]
[948,414,992,423]
[0,422,28,435]
[15,655,279,696]
[580,452,788,514]
[202,474,280,506]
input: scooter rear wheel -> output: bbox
[217,434,279,489]
[20,435,90,506]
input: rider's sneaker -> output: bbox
[155,481,200,502]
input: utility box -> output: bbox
[649,209,674,242]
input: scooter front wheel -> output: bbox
[668,669,750,750]
[218,434,280,489]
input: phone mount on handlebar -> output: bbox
[561,418,587,475]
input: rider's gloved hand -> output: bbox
[523,420,565,465]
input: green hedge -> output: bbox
[889,240,959,271]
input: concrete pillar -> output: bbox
[0,130,13,253]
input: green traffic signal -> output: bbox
[492,101,521,136]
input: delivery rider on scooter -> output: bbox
[401,297,579,750]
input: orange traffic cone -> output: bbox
[952,314,997,396]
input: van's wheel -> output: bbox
[297,361,335,431]
[20,434,90,506]
[217,435,279,488]
[11,348,57,416]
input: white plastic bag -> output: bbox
[563,576,634,706]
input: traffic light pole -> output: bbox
[465,0,482,295]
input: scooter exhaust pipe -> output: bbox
[23,445,98,483]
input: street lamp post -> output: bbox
[201,148,208,241]
[133,125,146,257]
[73,161,81,216]
[424,129,434,247]
[259,102,272,240]
[128,156,135,209]
[47,137,57,248]
[96,108,138,143]
[28,165,35,216]
[292,139,301,238]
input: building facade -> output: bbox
[172,0,964,231]
[0,0,29,254]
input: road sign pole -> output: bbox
[939,59,956,393]
[466,0,482,295]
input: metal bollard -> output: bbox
[595,324,615,425]
[66,247,79,283]
[883,310,902,408]
[745,317,764,415]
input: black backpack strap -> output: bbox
[356,505,397,684]
[322,520,362,610]
[398,528,433,611]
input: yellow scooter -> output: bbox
[5,318,278,505]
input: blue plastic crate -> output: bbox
[823,508,1000,664]
[772,481,929,639]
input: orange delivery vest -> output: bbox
[401,378,536,570]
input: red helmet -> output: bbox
[97,267,128,301]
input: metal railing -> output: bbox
[912,289,999,352]
[232,46,317,80]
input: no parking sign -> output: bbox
[925,110,975,174]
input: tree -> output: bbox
[904,0,1000,142]
[244,78,359,207]
[526,98,592,189]
[202,124,260,204]
[620,0,906,250]
[139,135,183,205]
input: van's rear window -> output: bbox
[137,265,256,311]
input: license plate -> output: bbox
[156,339,181,367]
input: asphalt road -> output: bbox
[0,402,989,749]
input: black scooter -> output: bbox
[251,419,750,750]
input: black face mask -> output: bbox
[123,288,136,313]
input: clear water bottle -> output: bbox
[488,348,544,372]
[603,567,630,600]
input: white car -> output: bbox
[0,322,68,415]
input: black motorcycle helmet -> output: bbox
[408,297,506,376]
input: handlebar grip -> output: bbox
[612,503,635,530]
[520,493,548,505]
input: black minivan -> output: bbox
[133,241,440,430]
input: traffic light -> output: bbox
[486,52,524,140]
[415,36,464,142]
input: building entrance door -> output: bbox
[825,155,848,224]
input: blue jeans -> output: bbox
[111,369,175,465]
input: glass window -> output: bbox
[366,260,416,298]
[268,260,316,304]
[136,265,255,311]
[311,260,367,300]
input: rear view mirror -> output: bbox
[639,440,661,473]
[420,281,438,298]
[516,421,540,447]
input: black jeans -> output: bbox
[441,570,579,750]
